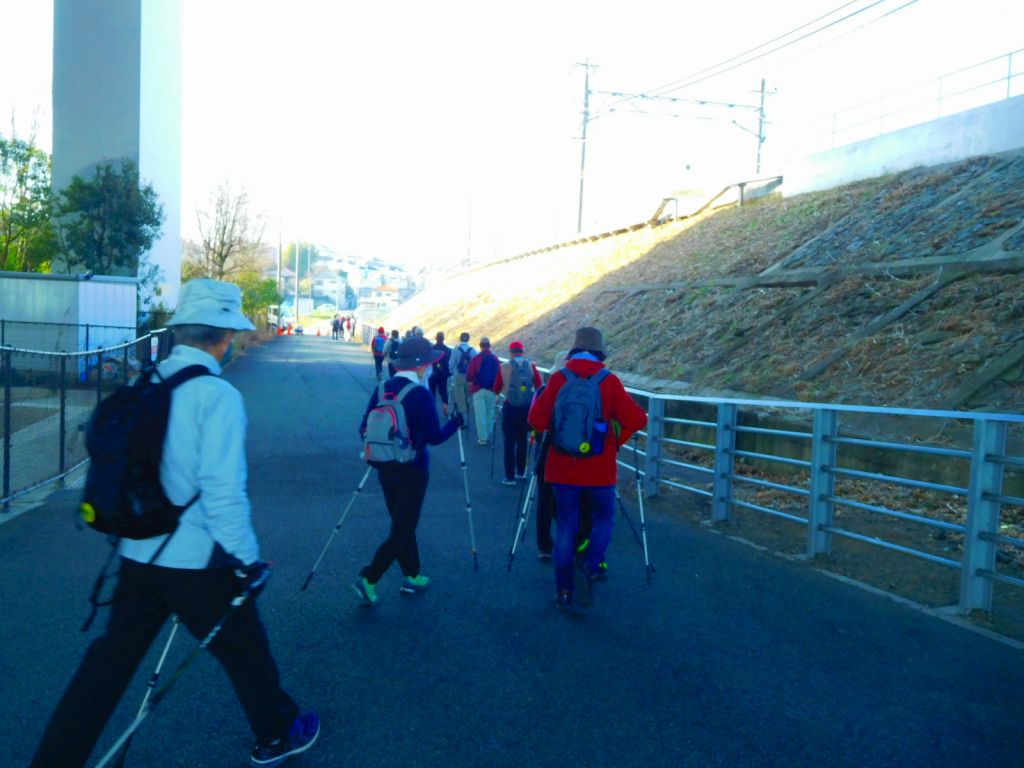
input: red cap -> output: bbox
[377,326,385,333]
[509,341,524,353]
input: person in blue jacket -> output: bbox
[353,336,464,604]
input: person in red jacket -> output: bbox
[528,327,647,612]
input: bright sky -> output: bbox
[1,0,1022,270]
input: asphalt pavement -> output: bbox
[1,335,1021,768]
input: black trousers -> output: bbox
[360,465,429,583]
[428,373,450,410]
[31,559,298,768]
[373,355,384,378]
[502,404,530,480]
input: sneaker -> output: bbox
[555,590,582,615]
[537,551,552,562]
[251,712,320,767]
[501,478,516,486]
[399,575,430,594]
[595,561,609,581]
[352,577,378,605]
[573,557,594,608]
[515,473,527,481]
[478,439,488,446]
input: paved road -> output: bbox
[2,336,1021,768]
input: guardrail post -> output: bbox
[808,409,838,557]
[2,348,11,511]
[959,418,1008,614]
[59,355,67,480]
[95,350,103,406]
[643,397,664,498]
[712,403,737,522]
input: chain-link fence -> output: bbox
[1,329,173,508]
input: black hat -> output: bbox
[394,336,443,370]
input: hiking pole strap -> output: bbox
[81,540,120,632]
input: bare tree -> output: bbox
[194,182,266,279]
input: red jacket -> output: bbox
[528,359,647,487]
[465,349,501,395]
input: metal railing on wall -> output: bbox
[794,48,1023,153]
[1,329,172,509]
[609,386,1023,616]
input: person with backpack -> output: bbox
[331,315,341,341]
[465,336,500,446]
[354,336,464,605]
[528,327,647,613]
[448,332,476,425]
[31,279,318,768]
[495,341,542,486]
[371,326,388,380]
[382,329,402,378]
[428,331,452,417]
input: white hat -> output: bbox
[167,278,255,331]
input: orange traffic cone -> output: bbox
[316,327,321,336]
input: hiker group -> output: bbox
[330,313,357,341]
[30,277,646,768]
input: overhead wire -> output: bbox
[589,0,900,121]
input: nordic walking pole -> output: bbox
[110,617,181,768]
[507,472,537,571]
[489,401,500,480]
[615,487,644,548]
[93,573,266,768]
[453,405,479,571]
[631,434,655,583]
[300,465,373,591]
[507,434,539,571]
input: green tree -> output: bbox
[0,132,57,272]
[233,270,282,316]
[282,241,319,274]
[55,158,164,275]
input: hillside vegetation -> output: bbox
[389,151,1024,414]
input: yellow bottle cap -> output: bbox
[580,442,591,454]
[80,502,96,524]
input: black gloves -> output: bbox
[448,411,465,429]
[235,561,272,596]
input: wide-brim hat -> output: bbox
[571,326,606,355]
[394,336,443,370]
[167,278,255,331]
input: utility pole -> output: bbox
[575,60,596,234]
[756,78,767,174]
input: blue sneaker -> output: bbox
[399,574,430,594]
[251,712,320,767]
[353,577,378,605]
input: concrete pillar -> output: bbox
[52,0,183,308]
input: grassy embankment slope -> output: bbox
[389,152,1024,414]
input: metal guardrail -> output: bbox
[798,48,1023,153]
[606,386,1023,615]
[1,329,172,509]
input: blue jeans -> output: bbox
[552,484,615,593]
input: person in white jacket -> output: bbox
[31,279,318,768]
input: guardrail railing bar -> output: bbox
[979,531,1024,550]
[733,425,812,440]
[977,569,1024,589]
[731,498,809,525]
[821,525,962,569]
[830,466,966,496]
[831,435,972,460]
[983,492,1024,507]
[729,474,810,497]
[662,416,716,428]
[663,437,714,451]
[732,449,812,469]
[960,420,1009,613]
[659,478,713,497]
[988,453,1024,469]
[712,403,738,522]
[660,457,714,474]
[825,495,966,533]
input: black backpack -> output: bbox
[475,352,499,389]
[80,365,209,539]
[388,338,402,361]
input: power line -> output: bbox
[591,0,895,122]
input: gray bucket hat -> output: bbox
[167,278,255,331]
[571,326,606,355]
[394,336,443,370]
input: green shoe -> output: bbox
[353,577,378,605]
[400,575,430,595]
